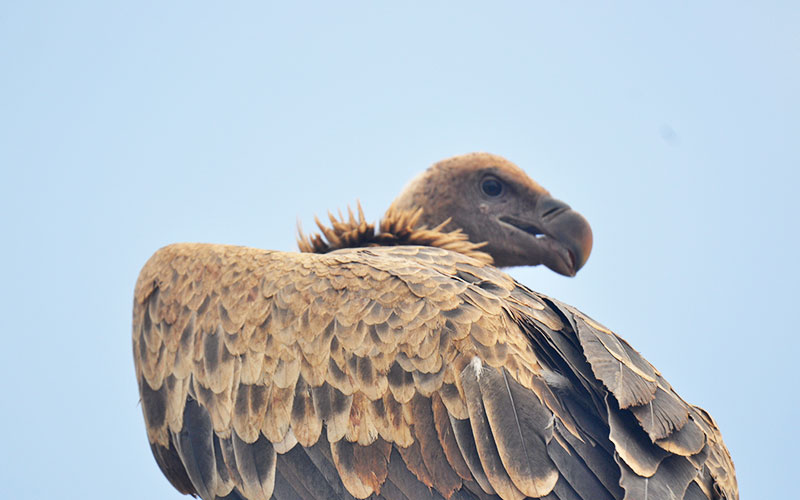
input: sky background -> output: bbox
[1,2,798,499]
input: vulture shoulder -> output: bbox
[134,242,737,500]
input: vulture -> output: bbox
[133,153,738,500]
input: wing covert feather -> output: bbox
[134,243,736,500]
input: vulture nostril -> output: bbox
[541,206,568,219]
[538,198,571,220]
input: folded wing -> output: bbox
[134,243,736,500]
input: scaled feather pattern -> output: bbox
[134,153,737,500]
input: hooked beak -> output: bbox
[499,196,593,276]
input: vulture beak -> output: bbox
[500,196,593,276]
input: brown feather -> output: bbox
[629,385,689,441]
[545,424,620,500]
[330,438,376,499]
[574,315,658,409]
[654,417,706,456]
[431,391,473,482]
[291,376,323,447]
[448,414,494,495]
[386,448,441,500]
[606,397,668,478]
[134,233,737,500]
[377,391,414,448]
[397,438,434,488]
[477,366,559,498]
[387,362,416,404]
[459,359,526,499]
[353,438,392,494]
[346,392,380,446]
[261,383,296,443]
[231,431,277,500]
[149,440,196,496]
[411,394,464,497]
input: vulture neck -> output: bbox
[297,206,493,264]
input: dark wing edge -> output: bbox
[548,300,738,500]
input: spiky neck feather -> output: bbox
[297,205,493,265]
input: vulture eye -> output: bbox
[481,177,503,197]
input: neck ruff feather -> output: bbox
[297,204,492,264]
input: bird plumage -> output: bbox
[133,153,737,500]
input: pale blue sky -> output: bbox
[1,2,797,499]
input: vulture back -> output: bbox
[133,242,737,500]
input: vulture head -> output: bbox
[388,153,593,275]
[299,152,593,276]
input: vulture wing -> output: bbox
[134,243,736,500]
